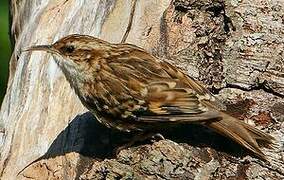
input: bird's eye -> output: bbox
[61,45,75,53]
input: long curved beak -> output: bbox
[23,45,57,54]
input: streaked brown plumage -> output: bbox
[25,34,274,159]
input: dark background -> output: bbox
[0,0,11,104]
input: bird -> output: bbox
[25,34,275,159]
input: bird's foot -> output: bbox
[115,132,165,155]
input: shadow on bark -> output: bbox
[43,112,131,160]
[19,112,252,174]
[38,112,247,161]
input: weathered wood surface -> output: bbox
[0,0,283,179]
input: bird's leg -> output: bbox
[115,132,165,155]
[150,133,165,142]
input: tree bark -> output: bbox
[1,0,283,179]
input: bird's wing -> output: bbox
[160,61,226,111]
[135,80,222,122]
[93,44,223,122]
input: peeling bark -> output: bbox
[0,0,283,179]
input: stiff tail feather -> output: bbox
[206,112,275,160]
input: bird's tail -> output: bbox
[206,112,275,159]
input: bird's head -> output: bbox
[24,34,111,80]
[25,34,110,62]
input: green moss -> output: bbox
[0,0,11,104]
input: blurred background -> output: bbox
[0,0,11,105]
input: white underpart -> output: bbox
[47,56,61,91]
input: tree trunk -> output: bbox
[1,0,283,179]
